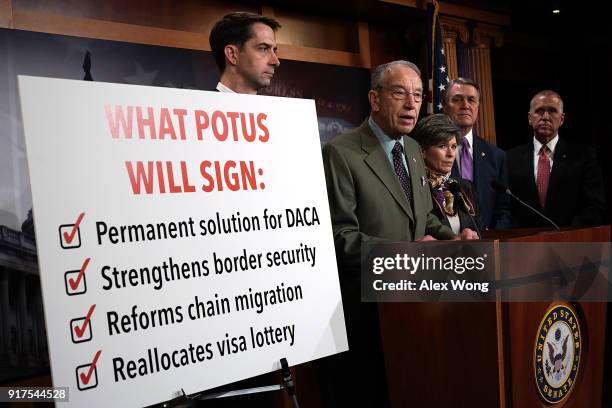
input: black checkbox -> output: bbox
[70,317,93,344]
[59,224,81,249]
[75,362,98,391]
[64,270,87,296]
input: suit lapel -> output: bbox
[431,194,452,228]
[472,136,486,195]
[458,208,471,230]
[545,138,567,209]
[522,142,540,206]
[456,135,485,193]
[361,124,415,222]
[405,138,425,222]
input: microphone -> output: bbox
[491,180,560,231]
[448,181,482,238]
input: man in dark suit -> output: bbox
[209,12,280,94]
[444,78,512,230]
[321,60,476,407]
[204,15,284,406]
[507,90,606,227]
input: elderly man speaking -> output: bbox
[320,59,477,407]
[323,60,476,274]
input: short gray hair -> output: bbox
[443,77,480,106]
[371,60,421,90]
[530,90,564,113]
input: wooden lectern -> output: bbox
[377,226,609,407]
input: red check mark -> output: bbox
[80,350,102,385]
[69,258,91,291]
[74,304,96,338]
[63,212,85,244]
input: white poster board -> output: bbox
[18,76,347,407]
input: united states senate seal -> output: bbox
[534,303,581,404]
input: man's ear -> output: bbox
[224,45,239,66]
[368,90,380,112]
[559,112,565,128]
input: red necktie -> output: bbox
[536,145,550,207]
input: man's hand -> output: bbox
[454,228,479,240]
[416,235,437,242]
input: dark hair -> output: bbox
[209,12,281,73]
[411,114,462,149]
[443,77,480,105]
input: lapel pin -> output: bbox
[412,157,417,163]
[421,176,427,186]
[481,152,486,158]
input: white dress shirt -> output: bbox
[533,134,559,182]
[216,82,236,93]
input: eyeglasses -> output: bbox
[377,86,423,102]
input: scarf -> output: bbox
[426,168,456,216]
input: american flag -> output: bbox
[426,0,449,114]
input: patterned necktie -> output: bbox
[536,145,550,207]
[460,137,473,182]
[433,188,445,209]
[392,141,412,202]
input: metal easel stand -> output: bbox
[158,358,299,408]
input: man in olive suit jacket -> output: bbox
[323,61,475,274]
[321,60,476,407]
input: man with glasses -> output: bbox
[444,77,512,230]
[323,60,477,272]
[321,60,476,407]
[507,90,606,227]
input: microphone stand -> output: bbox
[491,181,560,231]
[508,192,560,231]
[448,181,482,238]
